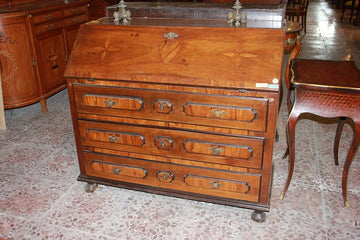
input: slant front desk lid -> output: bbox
[65,2,285,91]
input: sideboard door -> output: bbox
[0,15,39,108]
[35,31,67,94]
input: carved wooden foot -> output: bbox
[251,210,266,223]
[85,183,98,193]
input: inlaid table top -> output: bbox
[291,59,360,90]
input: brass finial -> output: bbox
[113,0,132,24]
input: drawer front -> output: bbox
[31,10,62,25]
[64,14,88,27]
[63,4,88,18]
[33,20,63,35]
[79,120,264,169]
[74,85,268,132]
[83,151,261,202]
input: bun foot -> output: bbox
[251,210,266,223]
[85,183,98,193]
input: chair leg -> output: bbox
[342,121,360,207]
[334,117,346,166]
[341,9,345,20]
[279,108,301,200]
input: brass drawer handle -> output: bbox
[113,167,123,175]
[72,17,80,23]
[210,181,223,189]
[104,99,117,108]
[209,146,224,155]
[164,32,178,40]
[45,24,54,30]
[210,109,227,118]
[108,135,120,143]
[72,8,79,13]
[44,14,52,20]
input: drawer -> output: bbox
[83,151,261,202]
[31,10,62,25]
[64,14,88,27]
[63,4,88,18]
[33,20,63,35]
[73,85,269,132]
[79,120,264,169]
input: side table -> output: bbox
[280,59,360,206]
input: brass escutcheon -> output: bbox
[163,32,179,40]
[160,140,167,148]
[159,102,166,111]
[209,146,224,155]
[210,109,227,118]
[104,99,117,108]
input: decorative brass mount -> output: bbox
[113,0,132,24]
[227,0,247,27]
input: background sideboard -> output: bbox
[0,0,89,113]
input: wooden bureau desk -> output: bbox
[65,2,285,221]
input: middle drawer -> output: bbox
[79,120,264,169]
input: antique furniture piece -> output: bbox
[340,0,359,23]
[285,0,309,34]
[280,59,360,207]
[66,1,286,221]
[284,21,301,51]
[0,0,89,113]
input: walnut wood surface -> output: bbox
[66,3,285,213]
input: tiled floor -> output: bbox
[1,0,360,239]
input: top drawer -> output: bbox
[73,84,269,132]
[31,9,62,25]
[63,4,88,18]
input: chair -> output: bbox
[286,0,310,34]
[279,59,360,207]
[340,0,359,23]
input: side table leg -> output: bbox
[280,109,300,200]
[334,117,346,166]
[342,121,360,207]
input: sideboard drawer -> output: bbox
[31,9,62,24]
[83,151,261,202]
[33,19,63,35]
[74,84,269,132]
[64,14,88,27]
[79,120,264,169]
[63,4,88,17]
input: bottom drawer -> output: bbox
[83,151,261,202]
